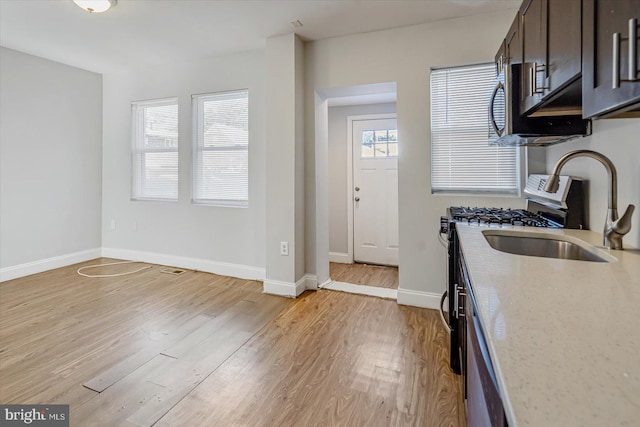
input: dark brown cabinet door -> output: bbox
[583,0,640,118]
[506,14,522,66]
[521,0,547,114]
[522,0,583,115]
[547,0,582,93]
[505,15,524,109]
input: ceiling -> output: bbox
[0,0,520,74]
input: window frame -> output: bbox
[130,97,179,202]
[429,63,524,196]
[191,89,249,208]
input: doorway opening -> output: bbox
[314,82,399,299]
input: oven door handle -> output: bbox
[438,231,448,248]
[439,290,452,333]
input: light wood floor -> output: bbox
[0,259,464,426]
[330,262,399,289]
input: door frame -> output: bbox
[346,113,398,264]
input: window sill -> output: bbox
[191,200,248,208]
[431,190,522,198]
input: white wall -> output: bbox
[328,102,396,255]
[546,119,640,248]
[0,47,102,278]
[305,9,525,307]
[295,35,306,282]
[101,49,266,278]
[264,34,307,296]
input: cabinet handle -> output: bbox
[613,18,638,89]
[529,65,535,96]
[613,31,621,89]
[458,292,466,317]
[630,18,638,82]
[529,62,549,96]
[456,284,466,316]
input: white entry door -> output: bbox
[352,117,399,266]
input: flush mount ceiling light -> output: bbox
[73,0,117,13]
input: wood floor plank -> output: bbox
[1,258,464,426]
[71,354,177,426]
[128,296,288,426]
[160,301,254,359]
[70,281,289,427]
[155,289,464,427]
[330,262,399,289]
[0,258,269,409]
[83,314,214,392]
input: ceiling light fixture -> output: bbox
[73,0,117,13]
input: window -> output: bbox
[430,64,520,194]
[131,98,179,201]
[192,90,248,207]
[361,128,398,158]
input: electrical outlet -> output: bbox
[280,241,289,256]
[110,219,116,231]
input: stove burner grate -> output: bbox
[448,206,559,228]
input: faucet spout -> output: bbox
[606,204,635,249]
[543,149,634,250]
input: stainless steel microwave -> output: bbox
[488,55,591,146]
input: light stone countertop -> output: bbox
[455,222,640,427]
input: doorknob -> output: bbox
[355,197,360,202]
[355,186,360,191]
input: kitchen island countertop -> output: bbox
[455,223,640,427]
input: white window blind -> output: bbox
[131,98,179,201]
[430,64,520,194]
[192,90,248,207]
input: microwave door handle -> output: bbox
[489,81,503,137]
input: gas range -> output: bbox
[440,175,585,377]
[448,206,560,228]
[441,174,585,232]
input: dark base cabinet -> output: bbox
[466,280,508,427]
[583,0,640,118]
[454,238,509,427]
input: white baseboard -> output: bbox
[304,274,318,290]
[329,252,352,264]
[397,288,443,310]
[0,248,102,282]
[263,277,306,298]
[101,248,265,281]
[318,278,333,288]
[323,280,397,300]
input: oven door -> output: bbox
[438,222,463,375]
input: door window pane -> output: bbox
[361,128,398,158]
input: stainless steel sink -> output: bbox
[482,230,612,262]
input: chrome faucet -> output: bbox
[544,149,635,250]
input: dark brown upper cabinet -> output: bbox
[521,0,583,116]
[582,0,640,118]
[521,0,546,114]
[506,14,523,104]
